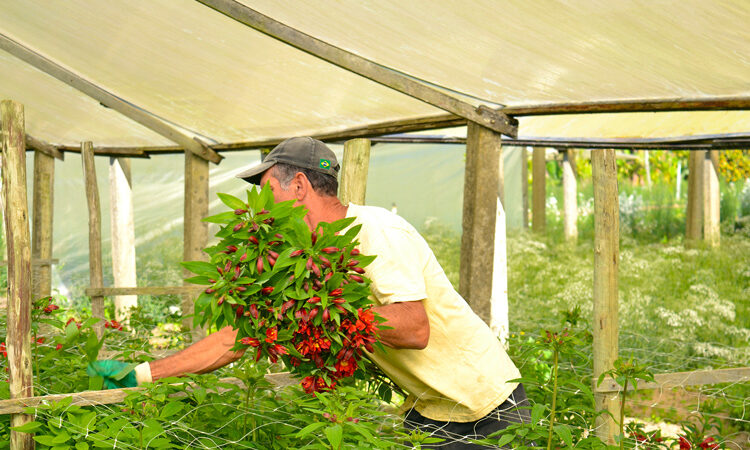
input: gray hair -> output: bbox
[272,163,338,197]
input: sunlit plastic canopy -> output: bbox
[0,0,748,148]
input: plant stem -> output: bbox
[546,348,559,450]
[33,331,39,387]
[619,379,628,450]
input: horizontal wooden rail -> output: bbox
[596,367,750,393]
[0,258,58,267]
[0,373,298,415]
[85,286,204,296]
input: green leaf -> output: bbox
[295,421,327,438]
[180,261,217,276]
[75,442,90,450]
[217,192,247,211]
[10,421,42,433]
[184,275,213,285]
[202,211,239,224]
[324,424,343,449]
[111,363,139,381]
[530,402,546,424]
[89,375,104,391]
[554,424,573,448]
[160,401,184,419]
[34,435,60,446]
[495,433,515,448]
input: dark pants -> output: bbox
[404,383,531,449]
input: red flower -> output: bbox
[43,304,59,314]
[35,337,45,345]
[261,286,274,295]
[699,437,718,449]
[104,320,123,331]
[240,337,260,347]
[0,342,6,358]
[680,436,692,450]
[265,327,278,343]
[65,318,81,329]
[334,356,358,378]
[301,376,316,394]
[55,344,63,351]
[267,343,287,363]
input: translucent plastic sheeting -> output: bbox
[0,51,174,147]
[247,0,750,106]
[0,0,440,147]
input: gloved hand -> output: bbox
[86,360,139,389]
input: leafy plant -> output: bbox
[183,185,383,393]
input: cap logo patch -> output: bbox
[319,159,331,170]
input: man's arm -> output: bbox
[148,326,246,381]
[372,300,430,350]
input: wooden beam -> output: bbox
[703,151,720,247]
[592,149,620,445]
[0,373,299,415]
[26,134,63,160]
[562,150,578,242]
[0,32,222,164]
[502,97,750,116]
[459,122,501,324]
[82,141,105,337]
[196,0,517,138]
[32,149,55,300]
[339,138,371,206]
[532,148,546,232]
[1,100,35,450]
[183,151,209,341]
[686,150,705,244]
[86,286,204,297]
[596,367,750,393]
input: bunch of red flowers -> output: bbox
[184,187,382,393]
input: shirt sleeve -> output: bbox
[365,226,428,305]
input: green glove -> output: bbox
[86,360,139,389]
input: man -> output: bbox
[90,137,529,448]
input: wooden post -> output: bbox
[109,157,137,322]
[703,151,720,247]
[686,150,705,245]
[82,142,105,336]
[2,100,35,450]
[522,147,529,229]
[592,149,619,445]
[32,149,54,300]
[532,147,546,232]
[459,122,500,324]
[339,138,371,205]
[562,150,578,242]
[183,151,209,341]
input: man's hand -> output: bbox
[86,360,141,389]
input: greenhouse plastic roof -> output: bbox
[0,0,748,149]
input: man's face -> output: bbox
[260,168,296,203]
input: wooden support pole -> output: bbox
[31,149,54,300]
[562,150,578,242]
[339,138,371,206]
[183,151,209,341]
[109,157,138,322]
[2,99,35,450]
[532,147,546,232]
[703,151,721,247]
[686,150,705,245]
[592,149,620,445]
[522,147,529,229]
[82,142,105,337]
[459,122,501,324]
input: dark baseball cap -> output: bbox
[236,137,340,185]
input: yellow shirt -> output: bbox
[346,204,521,422]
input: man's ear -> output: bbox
[292,172,310,200]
